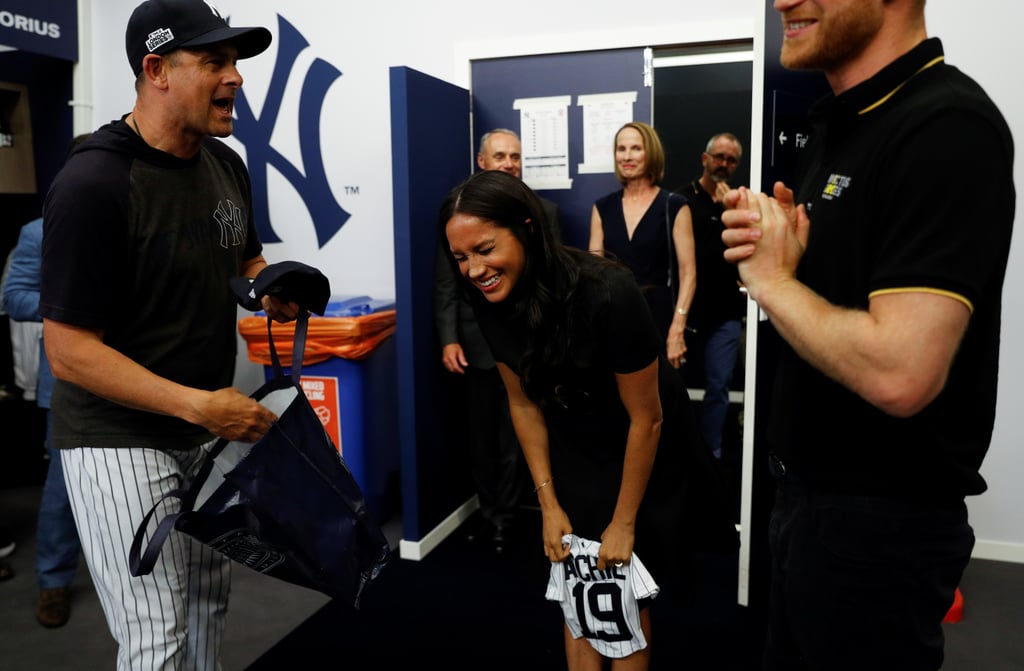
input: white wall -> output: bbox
[82,0,1023,559]
[82,0,754,301]
[925,5,1024,561]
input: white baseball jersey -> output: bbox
[545,533,660,658]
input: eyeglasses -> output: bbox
[708,153,739,166]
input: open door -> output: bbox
[390,66,474,557]
[738,0,832,629]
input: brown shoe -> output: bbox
[36,586,72,628]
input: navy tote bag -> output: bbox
[130,311,391,608]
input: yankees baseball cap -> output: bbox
[126,0,272,76]
[230,261,332,316]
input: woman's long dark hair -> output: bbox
[438,170,597,403]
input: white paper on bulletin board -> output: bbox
[513,95,572,190]
[577,91,638,174]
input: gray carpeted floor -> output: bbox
[0,483,334,670]
[4,477,1024,669]
[1,430,1022,670]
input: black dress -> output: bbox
[594,188,688,345]
[474,257,708,598]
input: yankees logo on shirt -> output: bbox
[545,533,660,658]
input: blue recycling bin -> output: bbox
[254,295,399,523]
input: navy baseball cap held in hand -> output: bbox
[230,261,332,316]
[126,0,272,76]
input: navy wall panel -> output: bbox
[389,66,472,541]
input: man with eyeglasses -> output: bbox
[674,132,747,462]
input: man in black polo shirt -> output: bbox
[675,132,747,462]
[722,1,1015,669]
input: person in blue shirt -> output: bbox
[3,215,81,627]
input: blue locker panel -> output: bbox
[390,66,472,542]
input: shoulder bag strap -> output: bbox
[664,190,678,303]
[266,310,311,384]
[128,488,188,577]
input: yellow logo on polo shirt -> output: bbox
[822,173,852,200]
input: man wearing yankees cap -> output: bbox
[40,2,297,668]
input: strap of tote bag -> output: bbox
[129,310,311,577]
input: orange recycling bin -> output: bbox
[238,298,396,367]
[238,296,399,522]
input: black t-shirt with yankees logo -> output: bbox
[41,118,263,449]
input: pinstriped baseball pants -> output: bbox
[62,445,231,671]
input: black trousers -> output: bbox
[463,365,527,527]
[764,465,973,671]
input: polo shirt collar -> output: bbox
[811,37,945,121]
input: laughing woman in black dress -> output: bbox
[440,170,704,670]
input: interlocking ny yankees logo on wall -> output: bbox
[233,16,350,247]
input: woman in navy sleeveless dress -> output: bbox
[589,122,695,371]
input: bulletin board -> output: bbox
[471,48,650,250]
